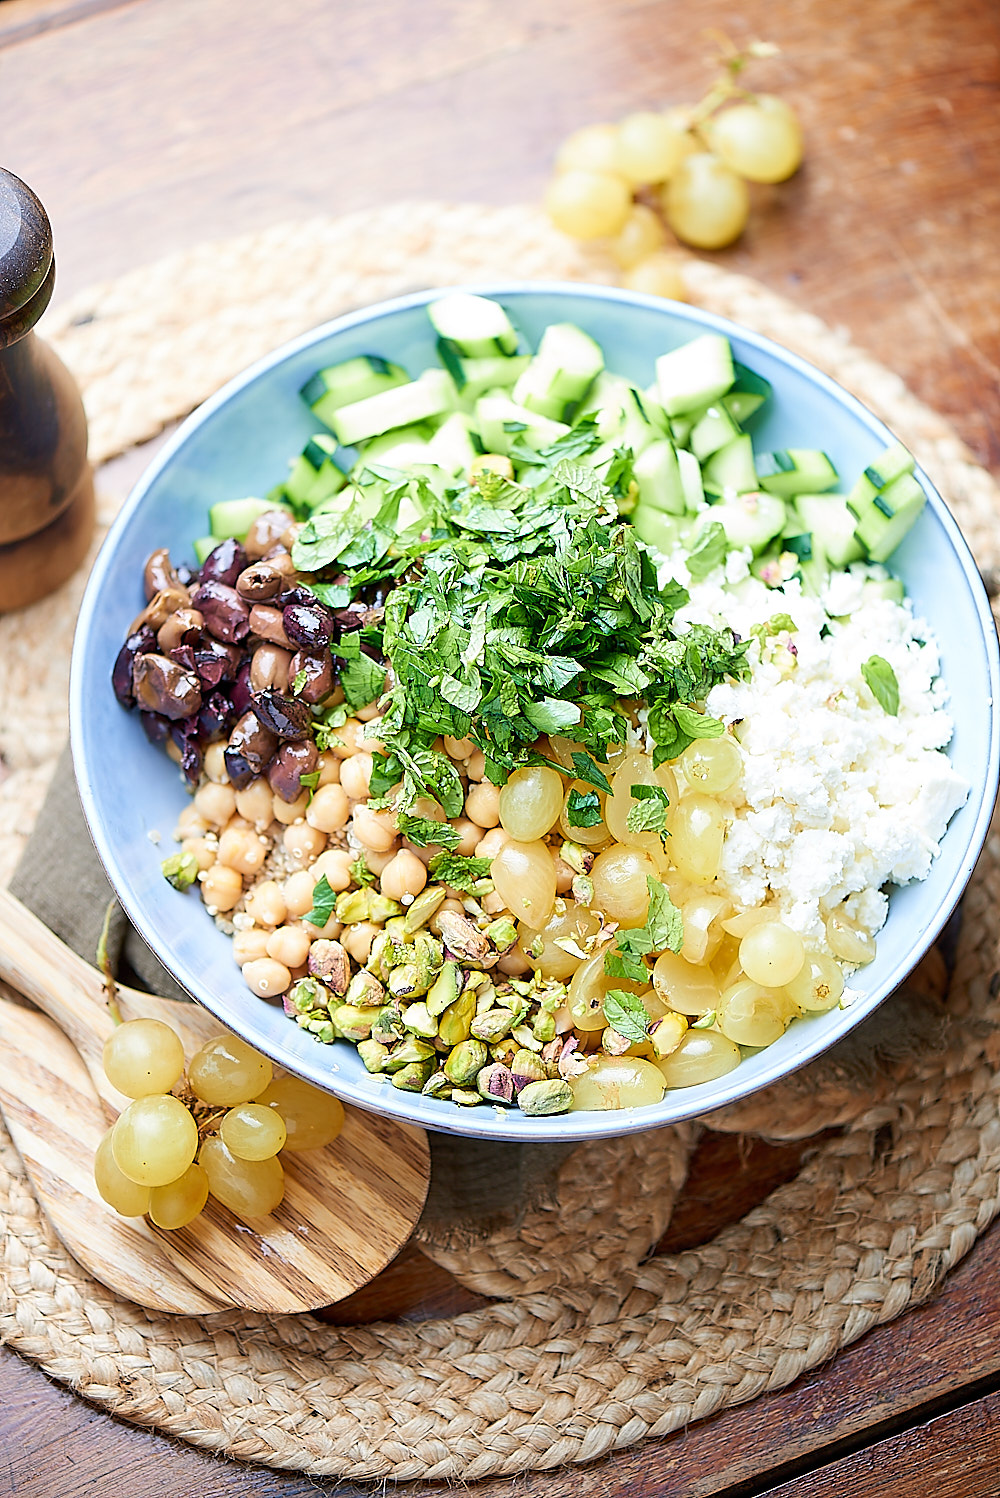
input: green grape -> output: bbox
[102,1018,185,1099]
[616,110,692,186]
[544,169,632,240]
[783,951,844,1012]
[705,96,803,184]
[111,1094,199,1187]
[621,252,688,301]
[662,152,750,249]
[93,1126,151,1217]
[148,1162,210,1230]
[554,122,622,175]
[199,1135,285,1218]
[254,1075,345,1152]
[188,1034,272,1106]
[220,1102,287,1161]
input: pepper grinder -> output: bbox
[0,167,95,612]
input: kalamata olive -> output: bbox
[157,607,204,654]
[287,649,333,704]
[236,562,284,602]
[249,643,293,695]
[277,584,320,610]
[112,625,156,708]
[191,581,250,644]
[170,716,205,785]
[198,537,247,588]
[224,711,278,790]
[139,710,170,745]
[279,521,304,551]
[267,740,319,802]
[143,548,181,601]
[251,689,312,740]
[169,644,197,674]
[132,654,203,720]
[261,549,297,581]
[129,585,191,635]
[283,601,334,649]
[248,604,294,650]
[192,637,241,688]
[198,691,235,742]
[244,509,294,562]
[333,603,366,632]
[231,658,253,716]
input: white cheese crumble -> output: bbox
[661,549,969,947]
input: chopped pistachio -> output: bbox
[451,1087,483,1107]
[307,939,350,996]
[437,909,490,964]
[648,1012,689,1057]
[404,885,447,934]
[305,1018,336,1043]
[335,888,372,924]
[484,915,518,954]
[571,874,595,906]
[510,1048,547,1092]
[383,914,410,941]
[384,1036,436,1073]
[476,1062,515,1104]
[511,1024,543,1053]
[357,1038,389,1073]
[402,1001,438,1038]
[437,988,477,1046]
[331,1003,381,1043]
[517,1078,574,1116]
[426,960,463,1017]
[391,1058,435,1091]
[443,1038,489,1086]
[601,1026,632,1056]
[161,851,199,891]
[470,1008,515,1043]
[369,893,404,925]
[422,1070,452,1098]
[345,969,385,1008]
[287,977,329,1016]
[532,1009,557,1044]
[371,1000,406,1045]
[559,840,594,876]
[474,981,497,1016]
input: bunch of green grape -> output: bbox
[544,41,804,282]
[94,1019,345,1228]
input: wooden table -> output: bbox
[2,0,1000,1492]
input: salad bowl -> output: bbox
[71,283,1000,1140]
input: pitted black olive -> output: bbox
[132,654,202,721]
[198,537,247,588]
[191,580,250,643]
[250,689,312,740]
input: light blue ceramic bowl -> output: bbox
[71,284,1000,1140]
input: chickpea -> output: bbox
[316,751,341,786]
[217,824,268,877]
[283,822,328,865]
[266,924,312,969]
[352,804,398,852]
[175,803,209,839]
[194,781,237,828]
[283,869,318,916]
[306,783,350,833]
[246,879,288,928]
[466,780,501,828]
[444,735,475,759]
[356,698,384,723]
[553,855,575,894]
[310,848,354,891]
[339,752,374,802]
[330,718,366,760]
[242,957,292,998]
[301,914,344,941]
[180,836,218,872]
[202,740,230,784]
[200,863,243,912]
[271,790,310,826]
[475,826,510,860]
[235,777,276,830]
[450,817,482,857]
[342,920,379,965]
[232,928,271,966]
[466,750,487,781]
[429,897,467,936]
[359,843,397,876]
[379,850,429,902]
[498,947,532,976]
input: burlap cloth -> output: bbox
[2,203,1000,1485]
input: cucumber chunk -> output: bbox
[302,356,408,428]
[453,354,530,401]
[284,433,348,509]
[330,369,457,447]
[677,448,705,511]
[633,438,686,515]
[864,440,914,490]
[696,490,786,554]
[208,497,278,541]
[192,536,217,565]
[701,433,758,496]
[513,322,605,421]
[655,334,735,417]
[852,472,926,562]
[689,404,742,461]
[426,411,478,475]
[475,394,570,454]
[757,448,839,498]
[795,494,865,568]
[631,504,686,555]
[428,293,520,357]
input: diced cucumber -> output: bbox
[689,404,742,461]
[192,536,217,565]
[426,411,478,475]
[861,574,906,605]
[633,438,686,515]
[677,447,705,511]
[355,424,433,472]
[475,394,570,454]
[284,433,348,509]
[631,504,685,555]
[591,384,663,456]
[700,433,758,496]
[208,497,277,541]
[795,494,865,568]
[513,322,605,421]
[722,390,767,424]
[696,490,786,554]
[655,334,734,418]
[578,371,632,418]
[330,369,457,447]
[864,441,914,491]
[453,354,530,401]
[757,449,839,498]
[428,293,520,357]
[301,356,409,429]
[851,472,926,562]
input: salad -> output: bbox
[112,293,968,1115]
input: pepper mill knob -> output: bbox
[0,170,55,344]
[0,166,94,612]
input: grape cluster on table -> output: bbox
[94,1019,344,1228]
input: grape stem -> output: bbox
[96,897,123,1023]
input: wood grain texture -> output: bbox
[0,888,431,1315]
[2,0,999,1489]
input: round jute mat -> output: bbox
[2,203,1000,1485]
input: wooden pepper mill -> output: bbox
[0,167,95,612]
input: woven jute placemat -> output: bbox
[2,203,1000,1484]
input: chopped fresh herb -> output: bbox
[161,852,198,891]
[603,948,650,984]
[862,655,899,715]
[685,521,728,578]
[427,851,493,891]
[605,877,684,980]
[304,874,337,928]
[626,783,670,837]
[602,989,650,1044]
[750,612,796,647]
[396,812,461,850]
[570,753,613,794]
[350,854,377,888]
[337,632,386,711]
[566,788,603,827]
[291,668,309,697]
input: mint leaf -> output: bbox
[524,697,582,734]
[862,655,899,715]
[625,783,670,836]
[603,989,650,1044]
[603,948,649,984]
[427,851,493,891]
[305,874,337,928]
[291,668,308,697]
[672,707,725,740]
[396,812,460,850]
[644,877,685,952]
[350,854,377,888]
[685,521,728,578]
[570,753,613,794]
[567,788,602,827]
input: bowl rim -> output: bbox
[71,280,1000,1140]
